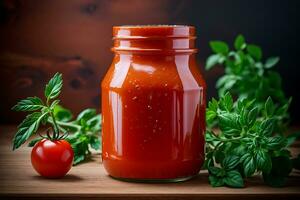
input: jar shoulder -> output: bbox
[102,55,206,91]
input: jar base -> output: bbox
[109,175,196,183]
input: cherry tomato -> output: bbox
[31,139,74,178]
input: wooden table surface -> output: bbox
[0,125,300,200]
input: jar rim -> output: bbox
[113,25,195,28]
[112,25,197,54]
[113,25,196,39]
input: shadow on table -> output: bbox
[108,170,300,188]
[31,174,83,182]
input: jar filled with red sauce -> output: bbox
[101,25,206,182]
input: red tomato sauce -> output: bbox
[102,25,206,181]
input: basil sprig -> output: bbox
[12,73,101,165]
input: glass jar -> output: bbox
[101,25,206,182]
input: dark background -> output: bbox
[0,0,299,124]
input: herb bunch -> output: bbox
[204,35,300,188]
[12,73,101,165]
[205,93,299,187]
[206,35,288,109]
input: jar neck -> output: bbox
[112,25,197,55]
[113,53,197,67]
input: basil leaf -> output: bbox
[86,115,101,133]
[266,136,287,150]
[12,97,45,112]
[220,92,233,112]
[206,110,217,124]
[222,155,240,170]
[205,131,218,142]
[210,41,229,55]
[219,113,241,136]
[73,154,85,165]
[224,170,244,188]
[206,54,223,70]
[209,175,224,187]
[259,118,275,136]
[247,106,259,127]
[28,137,43,147]
[265,57,279,69]
[264,97,275,117]
[247,44,262,60]
[53,105,73,122]
[45,72,63,100]
[13,112,48,150]
[208,166,225,177]
[90,136,101,150]
[241,153,256,177]
[76,108,97,122]
[234,34,246,50]
[256,149,272,173]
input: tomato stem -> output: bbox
[50,111,60,139]
[46,100,60,140]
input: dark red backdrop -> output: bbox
[0,0,299,124]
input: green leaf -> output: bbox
[219,113,241,136]
[53,105,73,122]
[87,115,102,131]
[256,149,272,173]
[259,119,275,136]
[45,72,63,100]
[220,92,233,112]
[90,136,101,150]
[247,106,259,127]
[13,112,48,150]
[214,146,226,164]
[12,97,44,112]
[224,170,244,188]
[28,137,43,147]
[76,108,97,122]
[206,54,223,70]
[208,166,225,177]
[234,35,246,50]
[203,152,214,169]
[71,137,90,165]
[50,99,60,109]
[264,97,275,117]
[216,75,237,89]
[265,57,280,69]
[222,155,240,170]
[208,98,218,112]
[231,144,247,156]
[217,79,237,97]
[239,106,259,128]
[210,41,229,55]
[247,44,262,60]
[205,131,217,142]
[209,175,224,187]
[241,153,256,177]
[73,154,85,165]
[266,135,287,150]
[206,111,217,124]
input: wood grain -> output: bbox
[0,125,299,200]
